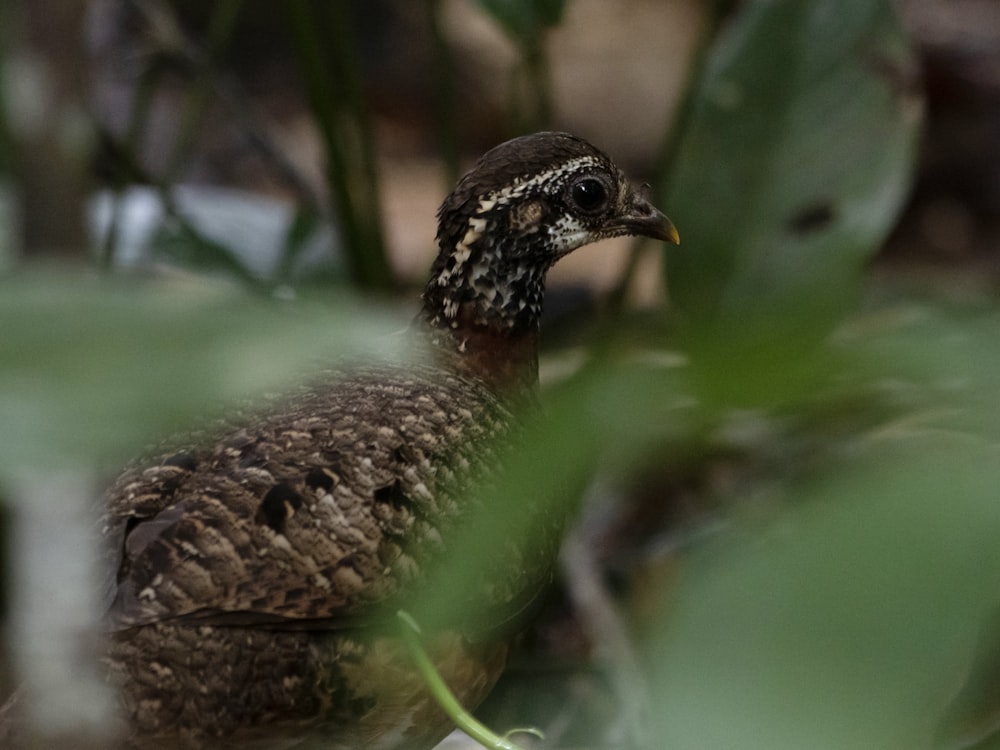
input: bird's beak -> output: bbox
[621,195,680,245]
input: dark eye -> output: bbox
[569,177,610,214]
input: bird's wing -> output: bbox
[102,369,514,631]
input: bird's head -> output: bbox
[422,131,679,336]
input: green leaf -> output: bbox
[0,270,404,477]
[663,0,921,397]
[648,437,1000,750]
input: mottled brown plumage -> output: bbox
[102,132,677,749]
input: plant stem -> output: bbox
[396,611,532,750]
[159,0,244,186]
[426,0,461,187]
[286,0,394,291]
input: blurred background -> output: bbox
[2,0,1000,748]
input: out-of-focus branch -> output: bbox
[286,0,394,291]
[99,0,324,270]
[4,0,93,260]
[426,0,461,188]
[608,0,735,315]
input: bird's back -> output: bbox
[103,363,524,748]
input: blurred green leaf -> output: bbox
[841,299,1000,442]
[938,604,1000,749]
[408,353,696,636]
[648,436,1000,750]
[624,295,1000,750]
[0,270,405,477]
[663,0,921,402]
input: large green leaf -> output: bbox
[663,0,921,395]
[634,296,1000,748]
[0,271,405,477]
[648,437,1000,750]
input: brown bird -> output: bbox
[101,131,678,749]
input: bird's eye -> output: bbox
[569,177,610,214]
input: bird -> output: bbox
[101,131,679,749]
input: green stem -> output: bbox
[522,36,552,131]
[396,610,532,750]
[286,0,393,291]
[161,0,243,186]
[425,0,461,187]
[0,0,13,177]
[98,59,161,269]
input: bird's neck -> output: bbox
[421,237,552,334]
[417,312,540,399]
[418,238,550,398]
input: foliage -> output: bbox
[3,0,1000,748]
[0,272,404,476]
[662,0,921,405]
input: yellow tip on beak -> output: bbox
[662,215,680,245]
